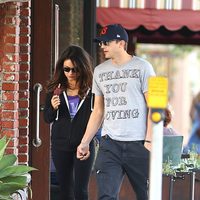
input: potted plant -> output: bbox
[0,136,36,200]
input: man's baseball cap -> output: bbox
[94,24,128,43]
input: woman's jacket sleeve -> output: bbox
[43,92,57,123]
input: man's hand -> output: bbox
[77,142,90,160]
[144,141,151,151]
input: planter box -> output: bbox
[163,171,200,200]
[194,170,200,200]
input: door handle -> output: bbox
[33,83,43,147]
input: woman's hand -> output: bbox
[51,95,60,110]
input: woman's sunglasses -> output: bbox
[63,67,78,73]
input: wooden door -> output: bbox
[30,0,53,199]
[30,1,82,199]
[30,0,96,199]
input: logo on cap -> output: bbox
[117,34,121,38]
[100,27,108,35]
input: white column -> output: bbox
[149,120,164,200]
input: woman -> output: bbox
[163,107,178,136]
[44,45,95,200]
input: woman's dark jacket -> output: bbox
[44,89,93,151]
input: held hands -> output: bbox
[77,142,90,160]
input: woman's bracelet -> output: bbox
[145,140,151,143]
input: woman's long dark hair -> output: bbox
[46,45,93,99]
[164,108,172,127]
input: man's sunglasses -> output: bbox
[63,67,78,73]
[98,40,118,47]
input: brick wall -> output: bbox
[0,1,31,164]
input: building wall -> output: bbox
[0,1,31,164]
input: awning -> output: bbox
[96,7,200,32]
[0,0,28,3]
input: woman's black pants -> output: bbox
[52,141,95,200]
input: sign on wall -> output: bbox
[147,76,168,109]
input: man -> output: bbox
[77,24,155,200]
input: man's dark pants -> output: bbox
[95,135,150,200]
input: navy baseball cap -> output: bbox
[94,24,128,43]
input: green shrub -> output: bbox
[163,144,200,176]
[0,136,36,200]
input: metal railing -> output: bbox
[96,0,200,10]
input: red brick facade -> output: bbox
[0,1,31,164]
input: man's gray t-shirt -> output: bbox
[92,56,156,141]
